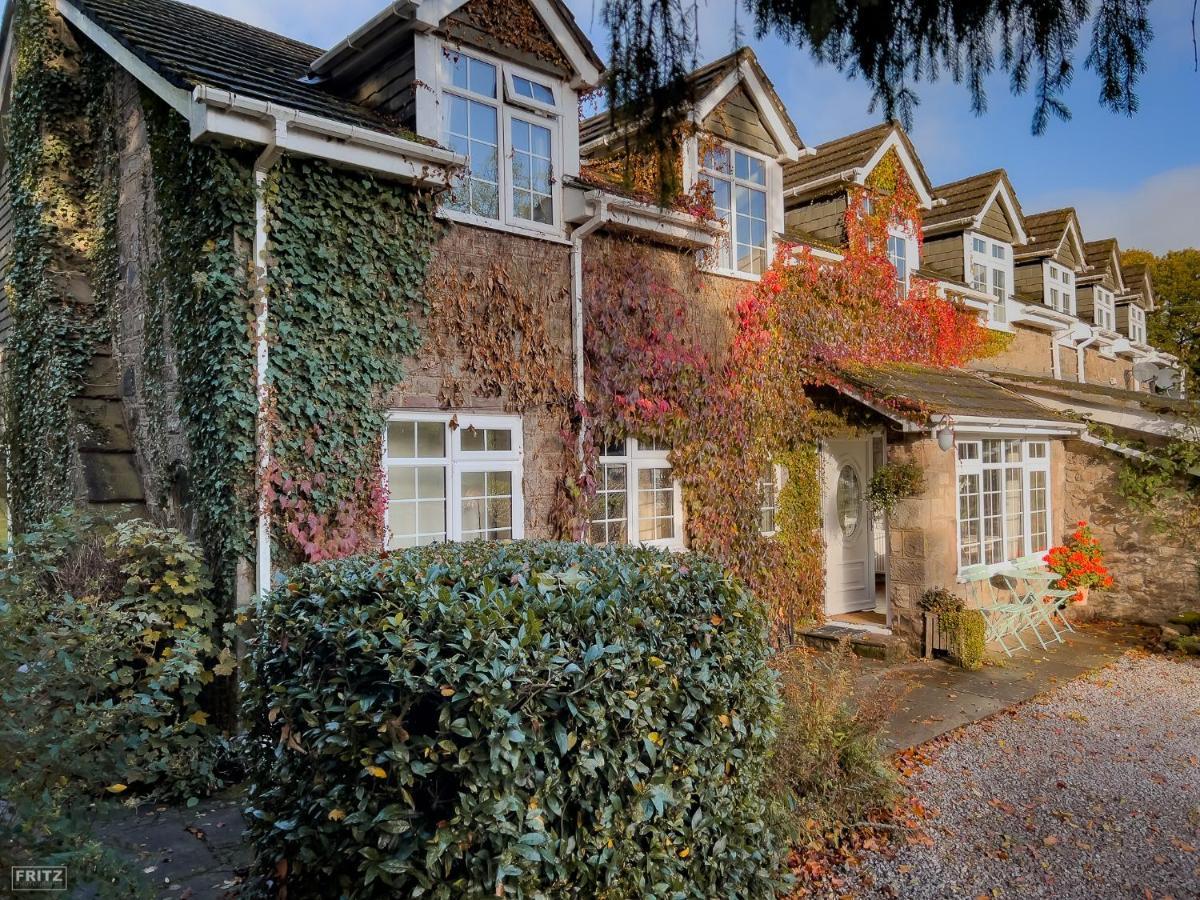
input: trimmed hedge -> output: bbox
[243,541,785,898]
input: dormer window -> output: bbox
[1093,287,1115,331]
[699,144,770,276]
[1129,305,1146,343]
[440,47,562,234]
[1045,262,1076,316]
[967,233,1011,324]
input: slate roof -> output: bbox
[579,47,802,151]
[1084,238,1120,272]
[781,122,933,200]
[983,371,1196,417]
[923,169,1023,233]
[1016,208,1078,260]
[835,364,1075,426]
[63,0,407,133]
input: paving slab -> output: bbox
[865,621,1145,751]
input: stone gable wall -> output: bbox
[1062,440,1198,624]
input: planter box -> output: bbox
[923,612,952,659]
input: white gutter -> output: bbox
[189,86,463,186]
[253,120,286,601]
[307,1,416,76]
[782,168,861,198]
[1079,433,1150,460]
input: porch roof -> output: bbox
[833,364,1082,433]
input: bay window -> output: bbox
[700,144,769,276]
[384,413,523,548]
[441,47,561,233]
[956,438,1051,569]
[590,437,684,549]
[1093,287,1115,331]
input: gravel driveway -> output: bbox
[844,653,1200,900]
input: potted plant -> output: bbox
[866,459,925,516]
[1044,521,1114,605]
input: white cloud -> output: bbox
[1027,165,1200,253]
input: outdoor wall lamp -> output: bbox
[934,415,955,452]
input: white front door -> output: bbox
[823,438,874,615]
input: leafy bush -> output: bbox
[769,645,900,837]
[0,511,235,804]
[917,586,963,614]
[919,587,984,670]
[243,541,785,898]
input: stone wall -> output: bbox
[109,69,193,530]
[884,433,957,641]
[972,325,1054,378]
[382,223,575,539]
[1062,439,1198,624]
[1082,348,1134,390]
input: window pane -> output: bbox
[992,244,1006,259]
[958,473,981,567]
[388,465,416,501]
[957,441,980,461]
[417,422,445,457]
[703,146,731,173]
[637,467,675,541]
[444,51,469,89]
[468,56,497,97]
[387,421,416,458]
[1029,470,1048,553]
[982,469,1003,564]
[461,470,515,541]
[972,237,986,254]
[512,119,553,225]
[387,463,447,549]
[590,462,629,544]
[1005,467,1024,559]
[982,440,1003,464]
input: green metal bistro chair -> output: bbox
[960,564,1030,657]
[996,565,1063,648]
[1010,553,1077,634]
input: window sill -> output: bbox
[702,266,763,283]
[438,207,571,245]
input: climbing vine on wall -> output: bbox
[264,158,441,565]
[583,152,993,638]
[2,0,116,531]
[143,99,257,607]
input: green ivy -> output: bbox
[2,0,116,531]
[143,97,258,607]
[264,158,440,563]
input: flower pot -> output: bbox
[1073,586,1089,605]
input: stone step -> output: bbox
[799,624,911,662]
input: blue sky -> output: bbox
[116,0,1200,250]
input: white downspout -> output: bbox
[568,196,607,537]
[254,120,286,600]
[1074,332,1099,385]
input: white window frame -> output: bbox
[965,232,1012,325]
[383,411,525,548]
[436,44,565,239]
[1044,261,1077,316]
[887,228,915,299]
[758,463,786,537]
[955,436,1052,573]
[687,138,782,281]
[1128,304,1147,344]
[590,437,686,550]
[1093,286,1115,332]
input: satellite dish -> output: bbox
[1154,368,1179,391]
[1132,361,1160,383]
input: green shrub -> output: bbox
[770,645,899,836]
[0,511,235,804]
[243,541,785,898]
[942,608,987,671]
[865,460,925,515]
